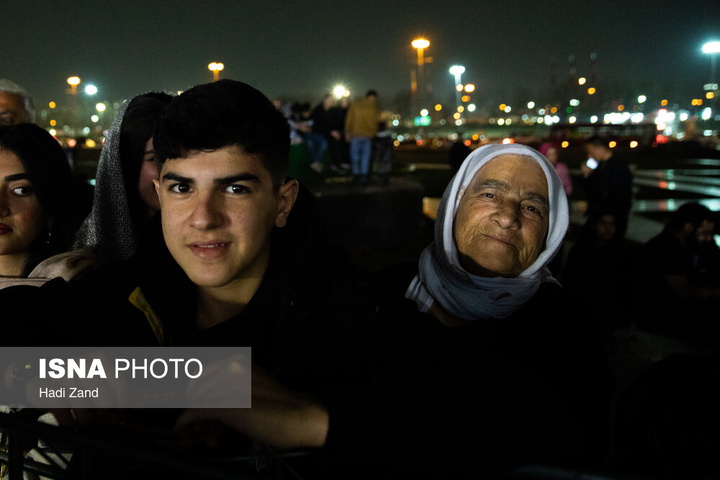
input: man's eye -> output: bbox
[11,186,33,196]
[225,184,249,194]
[481,192,495,199]
[170,183,191,193]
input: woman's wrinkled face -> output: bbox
[0,148,47,275]
[453,154,550,278]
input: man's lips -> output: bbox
[0,223,13,235]
[188,241,231,258]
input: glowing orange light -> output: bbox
[67,139,77,147]
[707,92,715,99]
[502,138,515,144]
[661,99,668,106]
[617,105,624,112]
[587,87,596,95]
[630,141,638,148]
[561,141,569,148]
[609,141,617,148]
[48,101,56,109]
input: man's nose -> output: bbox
[189,192,224,230]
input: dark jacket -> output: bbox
[323,264,615,478]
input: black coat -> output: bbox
[323,265,615,478]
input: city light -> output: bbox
[638,95,647,103]
[333,85,349,99]
[208,62,224,81]
[96,103,106,112]
[702,41,720,54]
[449,65,465,115]
[84,84,98,95]
[67,76,81,95]
[578,77,586,85]
[703,40,720,85]
[412,38,431,111]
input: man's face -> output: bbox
[0,92,29,126]
[453,154,550,278]
[696,220,716,245]
[154,146,297,291]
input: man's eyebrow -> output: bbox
[160,172,261,185]
[213,173,260,186]
[3,173,29,182]
[161,172,192,183]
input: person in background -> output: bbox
[448,132,472,175]
[539,141,572,196]
[0,124,85,284]
[561,208,636,348]
[0,79,35,126]
[632,202,720,349]
[327,95,350,172]
[306,93,334,173]
[581,135,633,238]
[344,90,378,184]
[73,91,173,265]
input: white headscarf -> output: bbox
[406,143,569,321]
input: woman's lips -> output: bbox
[0,223,13,235]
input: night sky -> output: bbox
[3,0,720,109]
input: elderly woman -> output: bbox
[177,144,614,477]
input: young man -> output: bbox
[1,80,381,475]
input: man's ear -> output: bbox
[153,178,160,196]
[275,179,299,228]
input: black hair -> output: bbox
[119,92,173,227]
[585,135,611,149]
[664,202,715,234]
[0,123,77,275]
[153,79,291,186]
[366,89,378,98]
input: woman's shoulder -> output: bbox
[28,248,101,282]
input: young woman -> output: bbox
[0,123,79,279]
[73,91,173,264]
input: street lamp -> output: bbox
[67,76,81,95]
[411,38,430,113]
[703,41,720,88]
[449,65,465,114]
[208,62,224,81]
